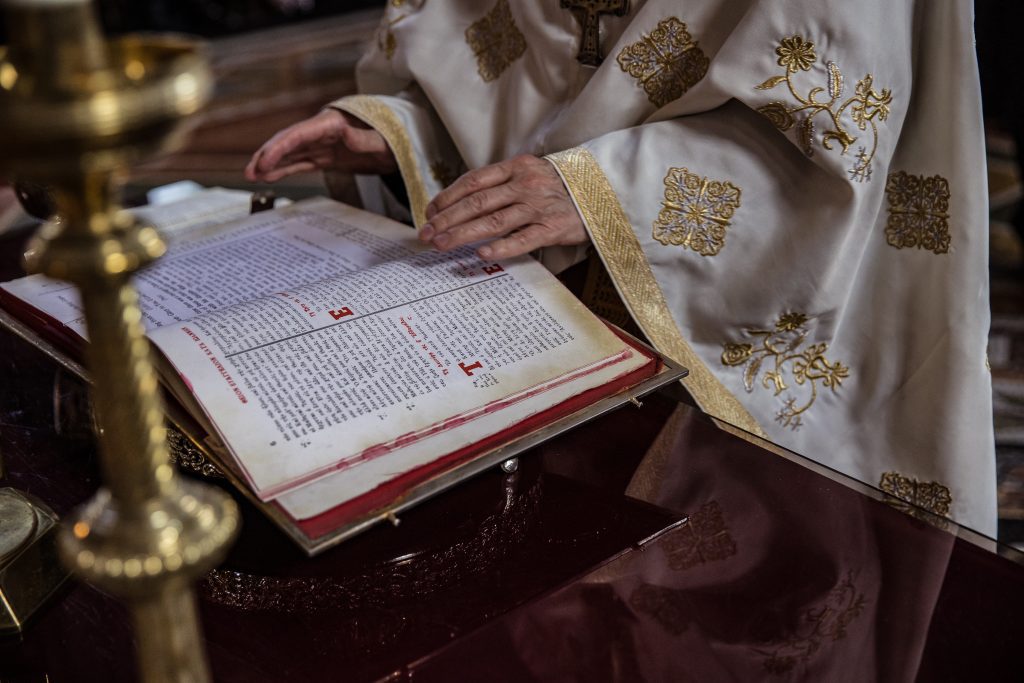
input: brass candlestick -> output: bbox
[0,1,239,680]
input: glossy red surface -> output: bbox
[411,410,1024,682]
[1,221,1022,681]
[0,316,678,682]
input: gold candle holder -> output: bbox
[0,1,239,680]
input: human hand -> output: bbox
[419,155,588,260]
[245,109,398,183]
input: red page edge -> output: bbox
[291,327,661,540]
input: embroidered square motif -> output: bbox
[879,471,952,518]
[465,0,527,83]
[652,167,741,255]
[660,501,737,570]
[616,17,709,108]
[720,312,849,431]
[884,171,951,254]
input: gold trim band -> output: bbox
[331,95,431,227]
[547,147,765,438]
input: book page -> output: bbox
[148,198,633,500]
[277,347,650,521]
[0,187,255,335]
[134,187,261,244]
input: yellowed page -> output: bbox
[0,187,254,335]
[148,198,633,500]
[277,348,649,520]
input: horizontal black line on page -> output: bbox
[224,273,509,359]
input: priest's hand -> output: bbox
[420,155,588,260]
[245,109,398,183]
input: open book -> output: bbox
[1,189,684,554]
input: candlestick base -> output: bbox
[0,488,68,636]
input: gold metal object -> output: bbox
[0,488,68,635]
[0,1,239,679]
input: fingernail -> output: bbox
[478,246,492,259]
[433,233,450,249]
[419,224,435,241]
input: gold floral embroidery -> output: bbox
[629,584,690,635]
[465,0,527,82]
[879,472,952,520]
[375,0,425,60]
[721,313,849,430]
[884,171,952,253]
[661,501,737,570]
[617,17,709,108]
[775,35,816,73]
[652,167,741,255]
[753,571,867,675]
[378,22,400,60]
[755,35,893,182]
[546,147,765,437]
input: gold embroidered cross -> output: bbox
[560,0,630,66]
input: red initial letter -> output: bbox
[459,360,484,376]
[329,307,354,320]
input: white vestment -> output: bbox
[326,0,996,534]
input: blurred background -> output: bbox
[976,1,1024,549]
[0,0,1022,545]
[0,0,385,203]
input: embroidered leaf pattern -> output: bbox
[752,571,867,675]
[826,61,844,99]
[753,35,893,182]
[743,355,763,392]
[721,313,849,430]
[798,118,816,156]
[756,75,789,90]
[757,102,795,131]
[375,0,424,60]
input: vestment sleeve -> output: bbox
[324,89,462,229]
[313,0,994,532]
